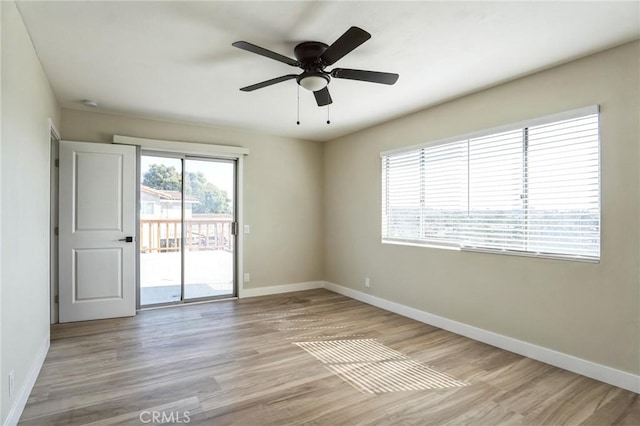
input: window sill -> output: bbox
[381,239,600,263]
[461,246,600,264]
[381,239,461,251]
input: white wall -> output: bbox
[61,109,325,290]
[1,1,61,424]
[324,41,640,375]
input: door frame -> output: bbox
[49,119,60,324]
[138,151,239,308]
[113,135,248,308]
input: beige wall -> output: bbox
[324,41,640,374]
[1,1,61,423]
[61,109,324,289]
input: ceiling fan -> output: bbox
[232,26,399,107]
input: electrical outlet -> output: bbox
[9,370,15,398]
[244,273,250,283]
[365,277,371,288]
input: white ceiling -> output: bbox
[16,1,640,142]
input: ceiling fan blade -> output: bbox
[239,74,298,92]
[313,87,333,106]
[232,41,300,67]
[320,26,371,66]
[331,68,399,85]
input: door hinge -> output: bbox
[54,226,59,236]
[231,222,238,236]
[54,295,59,304]
[55,159,59,167]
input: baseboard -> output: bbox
[239,281,324,298]
[4,336,50,426]
[323,281,640,394]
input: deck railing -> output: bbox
[140,216,234,253]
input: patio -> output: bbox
[140,250,234,305]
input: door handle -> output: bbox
[119,236,134,243]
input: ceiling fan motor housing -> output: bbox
[294,41,329,68]
[294,41,332,90]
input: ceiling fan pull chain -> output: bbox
[297,84,301,125]
[327,105,331,125]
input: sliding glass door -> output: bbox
[139,153,236,307]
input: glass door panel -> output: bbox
[139,155,183,306]
[184,158,235,300]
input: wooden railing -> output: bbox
[140,216,234,253]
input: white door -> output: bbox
[59,141,136,322]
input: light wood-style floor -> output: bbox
[20,289,639,425]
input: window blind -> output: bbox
[381,107,600,261]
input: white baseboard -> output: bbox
[239,281,324,298]
[323,281,640,394]
[4,336,50,426]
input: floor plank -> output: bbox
[20,289,638,425]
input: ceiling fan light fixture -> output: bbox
[298,73,329,92]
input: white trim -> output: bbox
[49,123,60,324]
[380,105,599,157]
[461,246,600,264]
[382,238,461,251]
[236,156,244,299]
[239,281,324,298]
[138,297,238,311]
[48,118,60,141]
[113,135,249,158]
[4,337,50,426]
[323,281,640,394]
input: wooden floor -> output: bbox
[20,289,638,425]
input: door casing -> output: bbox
[49,120,60,324]
[138,151,238,308]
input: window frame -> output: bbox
[380,105,601,263]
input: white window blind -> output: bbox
[381,107,600,261]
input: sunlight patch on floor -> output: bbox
[294,339,407,363]
[254,312,313,316]
[286,334,365,340]
[278,326,348,331]
[293,339,469,394]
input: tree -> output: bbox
[185,171,231,214]
[143,164,231,214]
[142,164,181,191]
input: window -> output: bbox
[140,201,155,215]
[381,106,600,262]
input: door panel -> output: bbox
[74,248,122,300]
[59,141,136,322]
[184,158,235,300]
[75,152,124,231]
[139,155,183,306]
